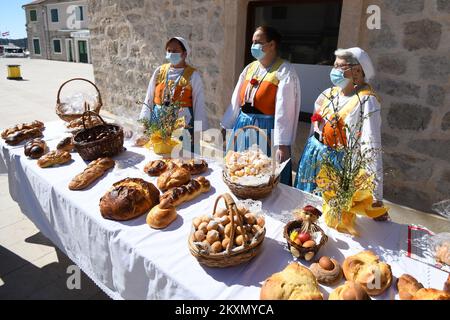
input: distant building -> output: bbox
[23,0,91,63]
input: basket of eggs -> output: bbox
[188,193,266,268]
[284,205,328,261]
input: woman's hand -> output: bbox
[276,145,290,163]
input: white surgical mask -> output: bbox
[166,52,182,65]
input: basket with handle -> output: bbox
[223,125,279,199]
[284,220,328,260]
[73,111,124,161]
[56,78,103,122]
[188,193,266,268]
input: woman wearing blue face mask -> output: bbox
[294,47,388,221]
[139,37,209,152]
[221,26,301,186]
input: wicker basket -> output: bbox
[189,193,266,268]
[73,111,124,161]
[223,125,279,200]
[56,78,103,122]
[284,220,328,260]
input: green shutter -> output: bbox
[51,9,59,22]
[53,40,61,53]
[33,39,40,55]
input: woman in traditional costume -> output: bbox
[294,47,388,221]
[221,26,301,185]
[139,37,208,151]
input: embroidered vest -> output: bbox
[239,59,284,115]
[320,85,380,148]
[153,63,196,107]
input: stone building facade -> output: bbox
[87,0,450,213]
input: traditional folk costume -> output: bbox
[295,48,383,203]
[221,58,301,185]
[139,38,208,150]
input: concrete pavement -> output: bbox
[0,57,449,300]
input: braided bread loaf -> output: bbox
[159,176,211,208]
[69,157,115,190]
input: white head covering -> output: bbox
[168,36,191,57]
[346,47,375,82]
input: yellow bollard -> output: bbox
[7,65,23,80]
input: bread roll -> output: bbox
[159,176,211,208]
[100,178,160,221]
[412,288,450,300]
[144,160,168,176]
[157,167,191,191]
[24,138,48,159]
[143,158,208,177]
[69,157,115,190]
[146,204,177,229]
[37,150,71,168]
[260,263,323,300]
[397,274,424,300]
[57,137,74,152]
[343,250,392,296]
[329,281,371,300]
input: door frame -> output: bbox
[75,39,89,63]
[65,38,74,62]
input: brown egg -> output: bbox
[206,230,220,244]
[235,226,245,235]
[244,213,256,225]
[207,221,219,231]
[222,237,231,250]
[201,215,211,223]
[192,217,202,229]
[198,222,208,234]
[252,225,262,234]
[202,240,210,248]
[224,223,233,237]
[302,240,316,248]
[319,256,334,271]
[217,224,225,237]
[293,238,302,246]
[257,216,265,227]
[194,230,206,242]
[235,235,244,246]
[218,216,230,226]
[210,241,223,253]
[214,208,228,218]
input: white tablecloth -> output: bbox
[1,121,447,300]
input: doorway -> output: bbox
[246,0,343,116]
[77,40,88,63]
[66,39,74,62]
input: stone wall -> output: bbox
[357,0,450,212]
[88,0,242,127]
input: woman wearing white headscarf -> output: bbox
[294,47,388,220]
[138,37,209,150]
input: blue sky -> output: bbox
[0,0,32,39]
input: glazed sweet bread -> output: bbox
[69,157,115,190]
[146,204,177,229]
[159,176,211,208]
[157,167,191,191]
[57,137,74,152]
[99,178,160,221]
[144,158,208,177]
[310,256,343,285]
[329,281,371,300]
[37,150,72,168]
[342,250,392,296]
[5,128,44,146]
[445,274,450,293]
[397,274,424,300]
[412,288,450,300]
[260,263,323,300]
[1,120,44,139]
[24,138,48,159]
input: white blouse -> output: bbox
[221,61,301,147]
[139,66,209,130]
[313,88,383,201]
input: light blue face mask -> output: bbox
[251,43,266,61]
[330,68,351,89]
[166,52,182,65]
